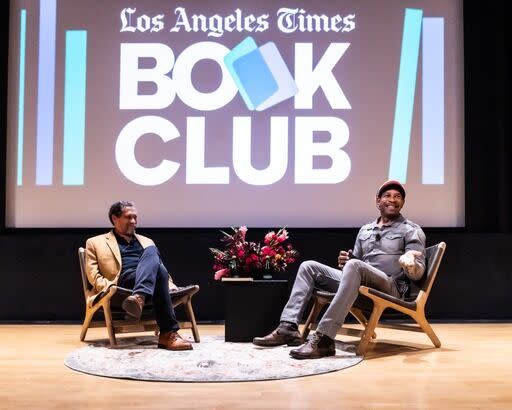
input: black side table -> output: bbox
[222,279,288,342]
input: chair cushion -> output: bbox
[108,284,199,308]
[366,287,417,310]
[313,287,417,311]
[170,284,200,298]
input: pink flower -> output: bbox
[214,268,230,280]
[239,226,248,240]
[264,231,276,244]
[277,229,288,243]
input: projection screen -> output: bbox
[5,0,464,227]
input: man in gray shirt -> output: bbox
[253,180,426,359]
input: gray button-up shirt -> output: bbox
[352,214,426,285]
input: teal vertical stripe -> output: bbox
[422,18,444,184]
[63,30,87,185]
[17,9,27,186]
[388,8,423,183]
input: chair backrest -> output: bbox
[78,247,92,299]
[417,242,446,299]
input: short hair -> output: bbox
[108,200,135,225]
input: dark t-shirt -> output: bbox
[114,232,144,277]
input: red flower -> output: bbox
[261,246,272,256]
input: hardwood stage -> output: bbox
[1,323,511,409]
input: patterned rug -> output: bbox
[64,335,362,382]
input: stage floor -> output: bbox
[1,323,511,409]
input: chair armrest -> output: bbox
[91,285,120,306]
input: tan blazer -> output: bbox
[85,230,176,304]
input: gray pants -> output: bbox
[280,259,400,339]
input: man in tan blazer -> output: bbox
[85,200,192,351]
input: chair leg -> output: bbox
[350,307,368,326]
[184,299,200,343]
[356,305,384,356]
[302,299,327,339]
[414,313,441,348]
[350,308,377,339]
[102,304,117,347]
[80,309,94,342]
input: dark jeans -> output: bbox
[118,246,179,333]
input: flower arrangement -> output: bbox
[209,226,300,280]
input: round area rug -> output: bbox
[64,335,362,382]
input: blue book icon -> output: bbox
[224,37,298,111]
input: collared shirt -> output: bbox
[352,214,426,283]
[114,231,144,277]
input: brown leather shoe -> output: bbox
[253,322,304,347]
[158,331,193,351]
[289,332,335,359]
[121,294,145,319]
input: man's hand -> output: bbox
[399,250,422,273]
[338,249,352,269]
